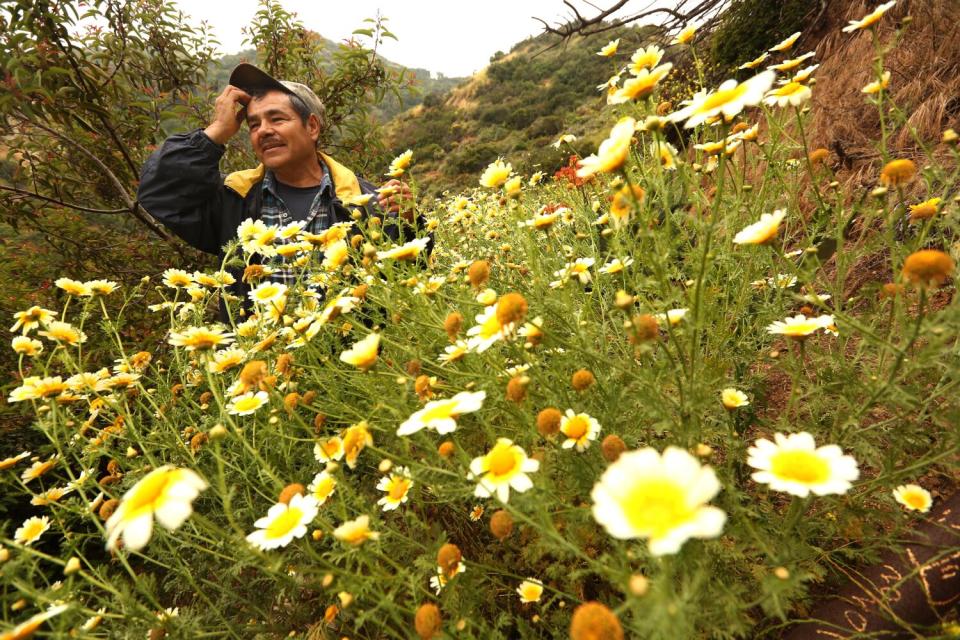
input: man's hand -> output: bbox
[203,85,252,146]
[377,179,415,222]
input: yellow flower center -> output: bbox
[421,401,457,424]
[37,382,67,398]
[777,82,804,96]
[319,440,341,458]
[216,356,242,371]
[388,478,411,501]
[124,471,175,519]
[265,506,303,540]
[698,83,748,113]
[632,53,658,71]
[50,328,77,342]
[233,396,262,412]
[533,214,558,228]
[783,321,821,337]
[520,584,541,600]
[22,520,45,539]
[255,286,281,300]
[393,246,419,260]
[564,416,589,440]
[255,229,278,246]
[623,478,694,538]
[659,148,674,168]
[880,159,916,186]
[625,75,658,99]
[478,311,503,340]
[343,425,370,460]
[341,523,369,544]
[189,332,222,349]
[488,447,518,477]
[313,477,335,501]
[770,450,830,485]
[27,461,54,479]
[905,492,926,509]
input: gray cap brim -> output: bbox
[228,63,290,95]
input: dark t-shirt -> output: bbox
[275,182,322,221]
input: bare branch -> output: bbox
[15,117,184,250]
[538,0,727,40]
[0,185,129,215]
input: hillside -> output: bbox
[380,0,816,195]
[383,27,656,195]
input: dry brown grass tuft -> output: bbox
[808,0,960,171]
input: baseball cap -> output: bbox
[229,63,326,125]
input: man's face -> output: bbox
[246,91,320,172]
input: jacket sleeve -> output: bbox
[137,129,228,255]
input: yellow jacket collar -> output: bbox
[224,151,363,201]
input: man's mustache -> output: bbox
[259,136,284,149]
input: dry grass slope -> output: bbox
[808,0,960,184]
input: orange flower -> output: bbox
[571,369,596,391]
[879,159,916,187]
[495,293,529,326]
[901,249,955,287]
[908,197,941,223]
[807,148,830,165]
[570,602,624,640]
[467,260,490,288]
[490,509,514,540]
[414,603,442,639]
[536,408,562,437]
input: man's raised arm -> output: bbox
[137,86,251,255]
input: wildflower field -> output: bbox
[2,3,959,639]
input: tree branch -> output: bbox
[15,117,187,255]
[0,184,129,215]
[537,0,727,40]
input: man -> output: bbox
[137,63,418,316]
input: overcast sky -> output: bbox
[171,0,642,78]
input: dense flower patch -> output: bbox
[2,5,958,638]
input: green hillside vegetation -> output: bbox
[384,27,658,195]
[383,0,810,196]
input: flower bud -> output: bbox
[444,312,463,341]
[436,543,462,575]
[467,260,490,288]
[536,408,562,437]
[64,556,82,575]
[278,483,305,504]
[571,369,595,391]
[414,603,442,639]
[438,441,455,458]
[490,510,514,540]
[570,602,624,640]
[601,435,626,462]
